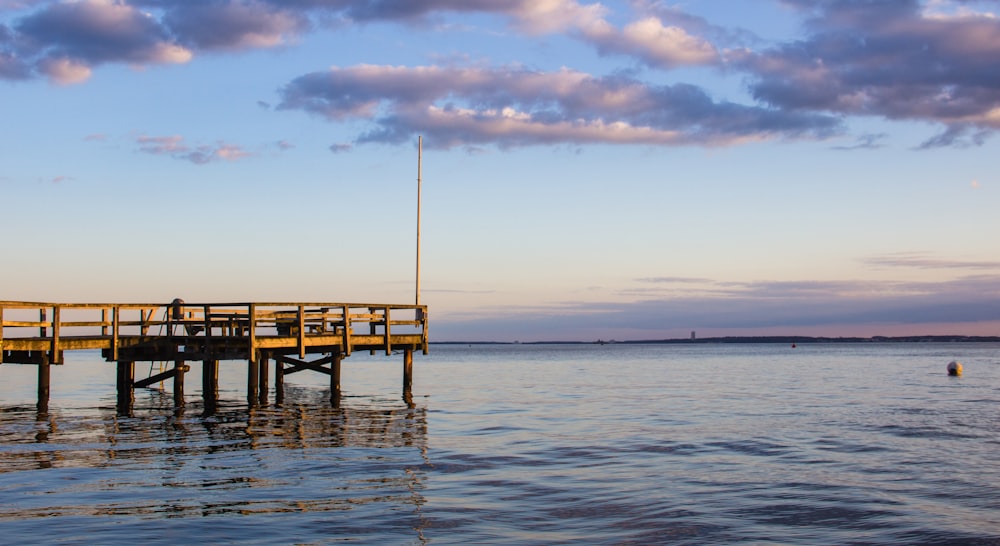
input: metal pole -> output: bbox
[416,135,422,306]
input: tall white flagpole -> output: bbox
[416,136,422,306]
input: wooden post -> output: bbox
[116,360,134,415]
[248,303,257,362]
[51,306,61,364]
[248,354,260,406]
[174,360,186,407]
[258,353,269,405]
[112,307,119,361]
[384,307,392,355]
[403,348,413,394]
[331,351,342,408]
[202,360,218,411]
[297,305,306,358]
[37,351,50,413]
[273,354,284,405]
[0,306,5,365]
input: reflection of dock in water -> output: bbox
[1,387,429,471]
[0,391,430,532]
[1,300,429,414]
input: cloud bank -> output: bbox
[3,0,999,148]
[278,64,840,148]
[434,269,1000,341]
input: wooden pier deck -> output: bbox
[1,300,428,413]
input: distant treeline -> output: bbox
[435,335,1000,345]
[630,335,1000,344]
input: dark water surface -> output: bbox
[2,343,999,544]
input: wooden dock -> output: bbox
[0,300,428,413]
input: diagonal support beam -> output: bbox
[134,364,190,389]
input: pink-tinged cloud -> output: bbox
[278,64,839,149]
[12,0,191,83]
[583,16,720,68]
[135,135,255,164]
[740,0,1000,146]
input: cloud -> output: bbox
[6,0,1000,150]
[636,276,717,284]
[738,0,1000,147]
[11,0,191,83]
[863,251,1000,270]
[278,64,841,149]
[161,1,310,51]
[831,132,888,150]
[313,0,608,34]
[582,15,720,69]
[135,134,255,164]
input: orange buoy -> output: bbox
[947,361,963,376]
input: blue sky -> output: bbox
[3,0,999,341]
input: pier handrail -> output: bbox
[0,301,429,364]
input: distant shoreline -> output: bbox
[434,335,1000,345]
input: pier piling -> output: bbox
[331,351,342,407]
[248,357,260,407]
[403,349,413,393]
[116,361,134,415]
[37,352,50,413]
[203,360,219,411]
[258,355,269,406]
[174,360,186,407]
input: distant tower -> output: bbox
[691,331,696,340]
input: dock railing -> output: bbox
[0,301,429,364]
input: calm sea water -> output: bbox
[1,343,998,545]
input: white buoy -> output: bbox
[947,361,963,376]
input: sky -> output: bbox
[2,0,1000,342]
